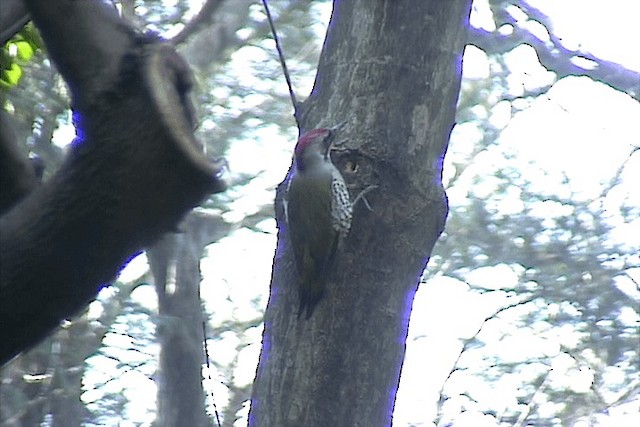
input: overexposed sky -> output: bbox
[398,0,640,425]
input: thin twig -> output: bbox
[203,321,222,427]
[513,368,552,427]
[170,0,223,45]
[261,0,299,126]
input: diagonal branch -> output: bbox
[170,0,224,46]
[467,3,640,101]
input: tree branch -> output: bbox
[467,5,640,101]
[1,0,227,366]
[0,0,29,45]
[170,0,224,46]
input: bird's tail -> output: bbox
[298,274,325,319]
[296,237,339,319]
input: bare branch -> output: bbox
[467,5,640,101]
[170,0,224,46]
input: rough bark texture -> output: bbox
[0,0,226,366]
[250,1,472,426]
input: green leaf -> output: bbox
[16,41,34,61]
[3,63,22,86]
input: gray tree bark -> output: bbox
[249,1,472,426]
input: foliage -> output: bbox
[1,23,43,90]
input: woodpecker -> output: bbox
[286,126,352,318]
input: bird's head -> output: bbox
[294,121,347,169]
[294,128,333,159]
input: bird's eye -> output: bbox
[324,130,334,142]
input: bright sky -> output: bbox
[395,1,640,425]
[78,1,640,426]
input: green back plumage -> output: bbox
[287,167,339,318]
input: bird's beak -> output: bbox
[328,120,349,150]
[330,120,348,134]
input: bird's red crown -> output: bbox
[294,128,331,157]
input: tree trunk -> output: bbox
[147,212,230,427]
[148,231,211,427]
[249,1,471,426]
[49,317,93,427]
